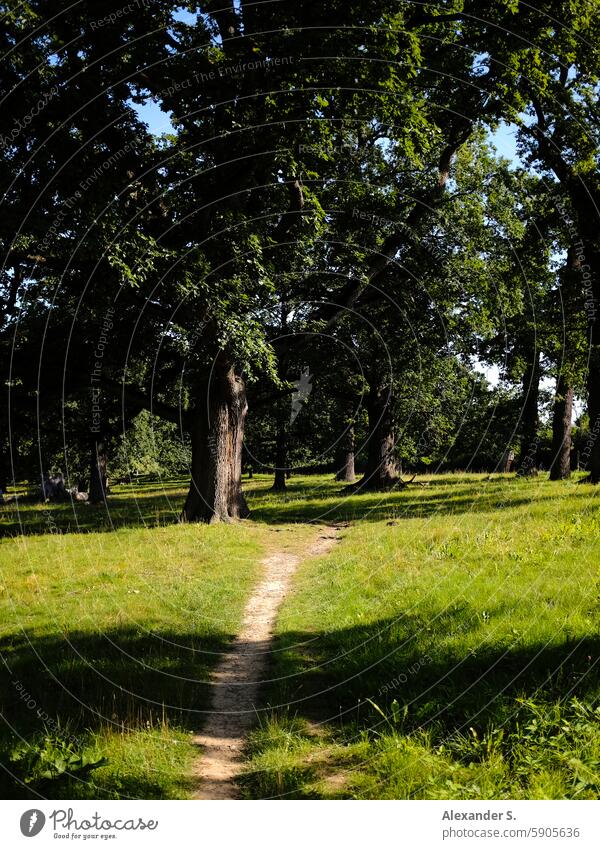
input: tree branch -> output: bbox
[103,379,186,426]
[270,177,305,244]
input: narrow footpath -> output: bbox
[192,524,342,799]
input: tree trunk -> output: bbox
[272,417,287,492]
[89,438,108,504]
[182,361,249,522]
[336,425,356,482]
[501,449,515,473]
[549,376,574,481]
[357,381,398,489]
[517,351,541,476]
[0,448,8,495]
[586,267,600,482]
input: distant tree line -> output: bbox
[2,1,599,517]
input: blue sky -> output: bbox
[133,99,174,135]
[489,121,520,163]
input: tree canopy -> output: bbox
[2,0,600,514]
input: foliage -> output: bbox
[113,411,190,478]
[9,732,106,789]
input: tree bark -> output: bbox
[182,361,249,522]
[586,266,600,482]
[501,449,515,473]
[336,425,356,482]
[271,417,287,492]
[549,376,574,481]
[89,438,108,504]
[523,108,600,481]
[517,351,541,476]
[356,381,398,490]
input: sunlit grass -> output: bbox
[1,472,599,798]
[241,472,600,799]
[0,493,267,799]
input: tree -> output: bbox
[546,246,588,480]
[5,0,600,516]
[0,0,172,495]
[483,0,600,479]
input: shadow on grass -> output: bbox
[1,615,598,798]
[259,611,600,737]
[247,489,591,525]
[0,490,187,537]
[0,625,233,798]
[3,473,595,536]
[2,768,199,803]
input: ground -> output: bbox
[0,473,598,799]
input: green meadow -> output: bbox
[1,473,598,799]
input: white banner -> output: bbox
[0,800,597,849]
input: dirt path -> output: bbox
[191,524,342,800]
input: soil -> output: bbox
[191,524,343,800]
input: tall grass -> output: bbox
[2,472,598,799]
[0,482,267,798]
[241,473,600,799]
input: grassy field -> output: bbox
[244,473,600,799]
[0,479,270,799]
[1,473,599,799]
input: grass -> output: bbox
[1,471,599,799]
[0,480,270,798]
[239,472,600,799]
